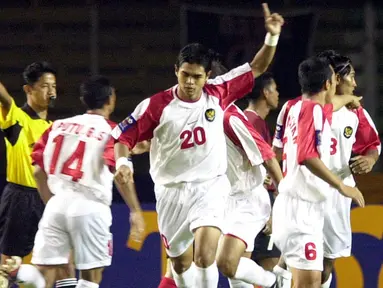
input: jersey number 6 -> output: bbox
[180,127,206,150]
[49,135,85,182]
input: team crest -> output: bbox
[205,108,215,122]
[118,115,136,132]
[343,126,353,139]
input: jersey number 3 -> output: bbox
[180,127,206,150]
[49,135,85,182]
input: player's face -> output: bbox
[25,73,57,110]
[264,80,279,109]
[175,63,210,100]
[337,65,357,95]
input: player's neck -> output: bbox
[246,100,270,120]
[86,109,109,119]
[302,93,326,106]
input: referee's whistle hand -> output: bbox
[114,165,134,185]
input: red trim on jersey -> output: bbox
[296,101,322,164]
[323,103,333,125]
[104,120,117,172]
[204,70,254,110]
[31,126,52,170]
[116,91,174,149]
[352,107,381,155]
[244,110,272,145]
[224,105,275,161]
[225,233,248,249]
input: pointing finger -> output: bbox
[262,3,271,19]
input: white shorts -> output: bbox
[32,195,112,270]
[155,175,230,258]
[223,187,271,252]
[323,188,352,259]
[272,194,325,271]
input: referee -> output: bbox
[0,62,56,264]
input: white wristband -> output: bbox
[116,157,134,173]
[264,33,279,47]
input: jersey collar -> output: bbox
[21,103,50,122]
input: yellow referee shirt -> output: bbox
[0,99,52,188]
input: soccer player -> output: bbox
[215,102,283,288]
[314,50,381,288]
[243,73,283,273]
[0,76,145,288]
[0,62,56,264]
[272,57,365,288]
[112,4,284,287]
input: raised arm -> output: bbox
[0,82,13,116]
[250,3,284,78]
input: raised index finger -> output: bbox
[262,3,271,19]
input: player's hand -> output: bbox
[346,96,363,109]
[263,175,273,187]
[263,3,284,36]
[263,217,272,235]
[339,184,365,207]
[128,211,145,244]
[114,165,134,185]
[350,155,375,174]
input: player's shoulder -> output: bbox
[224,104,244,120]
[149,86,175,104]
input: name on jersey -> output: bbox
[205,109,215,122]
[118,115,136,132]
[56,122,108,141]
[343,126,353,139]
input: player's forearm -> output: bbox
[0,82,12,110]
[303,157,342,190]
[272,146,283,163]
[332,95,358,111]
[115,181,142,213]
[131,141,150,155]
[263,157,283,187]
[33,166,53,204]
[114,142,132,160]
[250,41,277,78]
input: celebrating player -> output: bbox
[272,57,365,288]
[112,4,284,287]
[0,76,144,288]
[314,50,381,288]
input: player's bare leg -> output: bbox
[169,244,194,288]
[0,255,11,266]
[290,267,321,288]
[158,259,176,288]
[216,235,277,287]
[259,257,279,272]
[320,258,333,288]
[193,226,221,287]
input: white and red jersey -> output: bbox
[329,106,381,186]
[111,63,254,185]
[32,114,116,206]
[278,100,333,202]
[224,104,275,195]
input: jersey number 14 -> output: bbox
[49,135,85,182]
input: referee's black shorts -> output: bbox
[0,182,45,257]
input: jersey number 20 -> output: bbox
[180,127,206,150]
[49,135,85,182]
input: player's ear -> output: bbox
[336,73,341,85]
[23,84,32,95]
[206,70,212,80]
[325,79,331,91]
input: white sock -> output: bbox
[273,265,292,288]
[321,273,332,288]
[16,264,45,288]
[75,279,99,288]
[228,278,254,288]
[171,262,196,288]
[234,257,276,287]
[56,278,78,287]
[194,261,219,288]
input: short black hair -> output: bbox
[298,57,333,95]
[246,72,275,102]
[23,61,57,86]
[317,50,352,77]
[80,75,113,110]
[176,43,215,72]
[210,51,228,78]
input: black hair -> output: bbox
[176,43,217,73]
[23,61,57,86]
[80,75,113,110]
[298,57,333,95]
[317,50,352,77]
[246,72,275,102]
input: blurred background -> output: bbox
[0,0,382,287]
